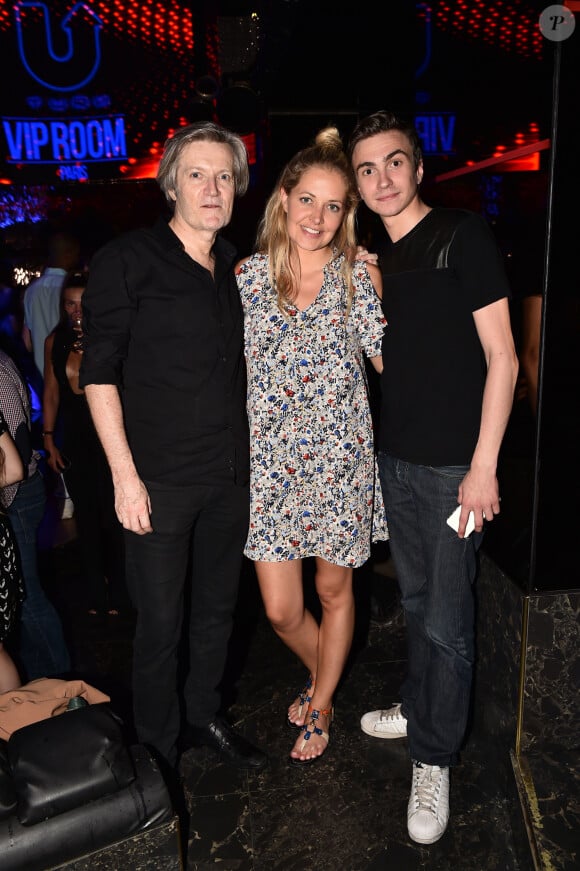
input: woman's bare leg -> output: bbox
[290,558,354,762]
[255,559,319,726]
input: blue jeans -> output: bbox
[7,470,71,680]
[378,453,483,767]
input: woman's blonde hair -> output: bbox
[255,126,359,315]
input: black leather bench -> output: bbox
[0,704,181,870]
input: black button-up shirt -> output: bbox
[79,217,250,487]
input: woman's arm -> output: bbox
[0,413,24,487]
[365,262,383,300]
[356,261,384,374]
[42,333,66,473]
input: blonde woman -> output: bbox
[236,127,388,765]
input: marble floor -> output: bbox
[36,519,538,871]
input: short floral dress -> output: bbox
[236,252,389,567]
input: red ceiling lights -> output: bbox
[2,2,546,60]
[62,1,196,55]
[420,1,543,58]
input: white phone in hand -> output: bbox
[447,505,476,538]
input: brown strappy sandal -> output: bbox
[287,674,315,729]
[289,704,333,766]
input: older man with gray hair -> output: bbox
[79,121,267,773]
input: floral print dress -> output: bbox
[236,252,388,568]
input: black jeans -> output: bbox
[124,479,249,767]
[63,442,127,613]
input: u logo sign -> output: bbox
[14,1,103,92]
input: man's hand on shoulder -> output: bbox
[355,245,379,265]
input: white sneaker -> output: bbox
[360,703,407,739]
[407,761,450,844]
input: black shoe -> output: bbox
[189,716,268,770]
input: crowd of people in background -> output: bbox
[0,226,128,692]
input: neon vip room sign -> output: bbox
[0,1,194,183]
[1,2,458,183]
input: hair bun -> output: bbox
[314,126,343,151]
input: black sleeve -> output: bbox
[452,212,512,312]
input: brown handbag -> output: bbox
[0,678,110,740]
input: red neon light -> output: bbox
[241,133,257,166]
[435,139,550,182]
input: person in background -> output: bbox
[0,349,71,681]
[0,408,25,692]
[78,121,267,774]
[43,271,128,617]
[0,260,26,364]
[22,231,81,522]
[0,260,40,420]
[22,231,81,386]
[236,127,387,765]
[349,110,518,844]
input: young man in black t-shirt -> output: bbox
[349,111,519,845]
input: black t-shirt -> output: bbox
[377,207,512,465]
